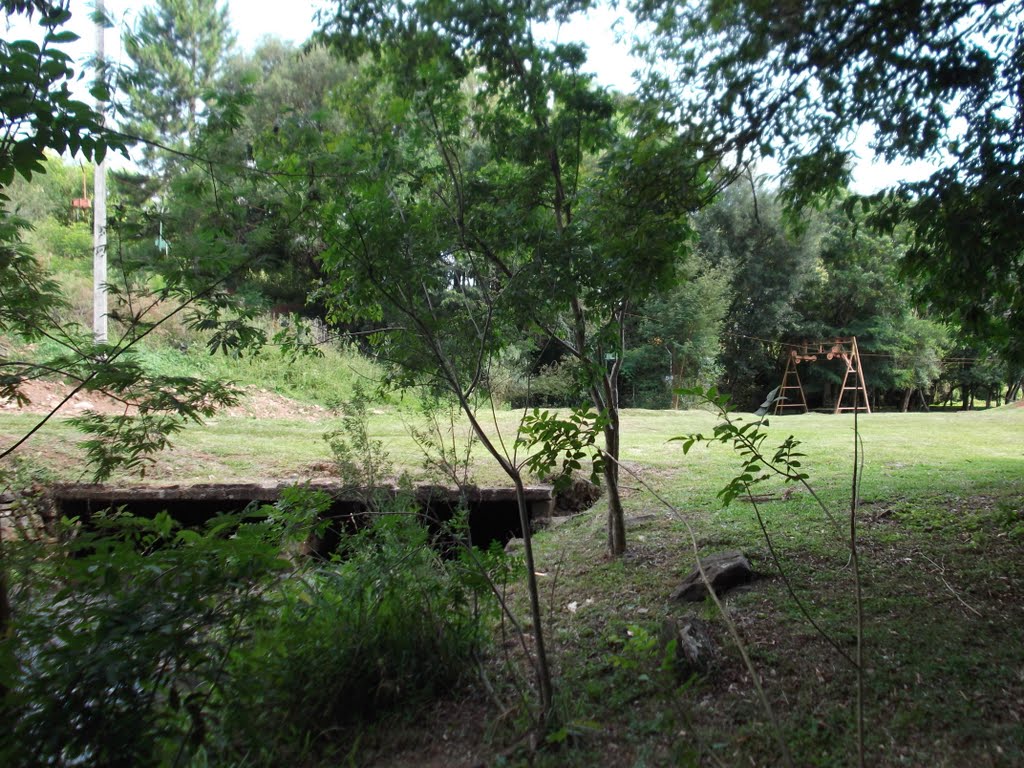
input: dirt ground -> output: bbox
[0,379,327,421]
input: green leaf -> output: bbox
[45,30,79,44]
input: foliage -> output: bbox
[518,405,607,490]
[695,180,818,408]
[788,200,950,406]
[0,214,69,362]
[68,374,237,482]
[0,477,498,766]
[114,44,345,365]
[635,0,1024,362]
[307,0,718,556]
[624,256,730,408]
[872,313,948,407]
[324,383,394,495]
[0,1,264,481]
[218,509,498,764]
[121,0,236,175]
[408,394,479,487]
[675,386,811,507]
[0,501,304,768]
[0,1,119,186]
[792,203,905,339]
[220,38,353,142]
[3,152,93,226]
[939,338,1014,409]
[208,39,357,310]
[25,216,93,263]
[489,343,588,410]
[0,0,121,361]
[683,182,967,410]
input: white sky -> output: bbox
[29,1,639,89]
[4,0,932,192]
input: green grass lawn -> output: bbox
[4,404,1020,490]
[2,403,1023,766]
[516,406,1024,767]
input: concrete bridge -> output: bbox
[20,481,555,552]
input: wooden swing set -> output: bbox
[774,336,871,415]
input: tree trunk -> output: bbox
[601,317,628,556]
[602,403,626,555]
[901,388,913,413]
[511,474,553,720]
[459,399,554,724]
[577,302,629,557]
[917,388,931,412]
[667,347,686,410]
[671,358,685,410]
[1007,378,1022,402]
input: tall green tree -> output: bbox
[874,313,947,411]
[634,0,1024,363]
[696,180,818,408]
[311,0,715,558]
[122,0,235,174]
[220,39,354,142]
[0,0,240,693]
[790,202,950,408]
[211,39,356,311]
[0,0,264,483]
[1,0,117,371]
[623,257,730,408]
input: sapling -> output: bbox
[675,385,866,766]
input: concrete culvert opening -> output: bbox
[545,473,604,515]
[40,482,555,555]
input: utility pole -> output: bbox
[92,0,108,344]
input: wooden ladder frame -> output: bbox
[831,336,871,414]
[774,349,809,415]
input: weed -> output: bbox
[1,502,304,768]
[218,509,496,764]
[1,481,502,766]
[324,383,394,495]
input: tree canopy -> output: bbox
[122,0,235,174]
[307,0,718,555]
[634,0,1024,362]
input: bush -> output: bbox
[27,216,93,265]
[216,508,497,764]
[1,505,299,768]
[0,487,500,766]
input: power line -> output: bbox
[719,331,986,364]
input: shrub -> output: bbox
[216,508,497,764]
[0,486,500,767]
[27,216,94,265]
[0,491,323,768]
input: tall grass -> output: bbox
[139,336,392,409]
[4,262,392,411]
